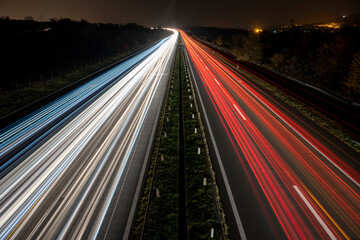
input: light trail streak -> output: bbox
[194,37,360,138]
[181,30,360,239]
[0,40,164,175]
[0,30,178,239]
[293,185,337,240]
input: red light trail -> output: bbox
[180,30,360,239]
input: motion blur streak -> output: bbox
[0,40,161,175]
[180,30,360,239]
[0,30,178,239]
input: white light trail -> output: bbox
[0,30,178,239]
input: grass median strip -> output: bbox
[134,43,227,239]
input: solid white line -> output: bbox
[293,185,337,240]
[233,104,247,121]
[184,44,248,240]
[122,36,177,240]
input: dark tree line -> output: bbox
[0,17,170,94]
[187,26,360,102]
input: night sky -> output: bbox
[1,0,359,28]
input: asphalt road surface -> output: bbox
[0,30,178,239]
[181,30,360,240]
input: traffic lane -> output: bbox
[194,39,360,188]
[204,49,360,198]
[10,65,155,239]
[194,44,357,238]
[184,45,286,239]
[199,49,360,238]
[227,82,360,239]
[0,33,178,239]
[193,62,318,239]
[205,48,360,175]
[0,74,143,234]
[208,56,360,188]
[53,38,179,239]
[183,32,360,238]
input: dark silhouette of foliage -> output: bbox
[231,32,263,62]
[311,35,354,92]
[345,51,360,101]
[187,26,360,101]
[0,18,170,95]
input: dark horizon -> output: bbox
[1,0,360,29]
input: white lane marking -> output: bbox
[184,45,248,240]
[213,78,220,86]
[233,104,247,121]
[238,78,360,188]
[293,185,337,240]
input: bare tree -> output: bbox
[24,15,34,21]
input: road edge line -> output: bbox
[122,39,177,240]
[183,39,247,240]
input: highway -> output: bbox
[181,30,360,239]
[0,30,178,239]
[197,41,360,142]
